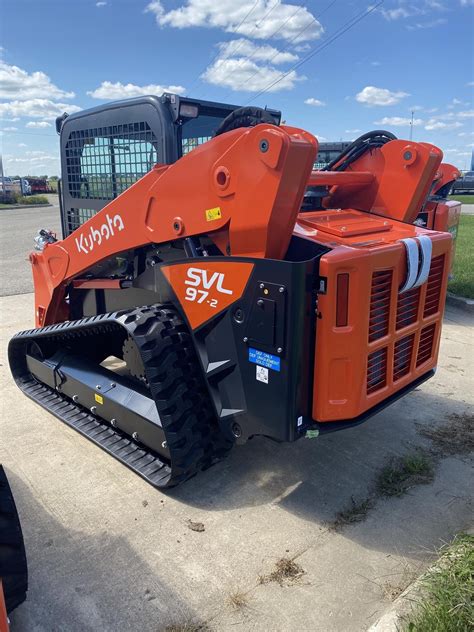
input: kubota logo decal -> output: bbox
[185,267,232,307]
[161,261,254,329]
[75,213,124,254]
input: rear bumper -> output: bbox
[316,369,434,434]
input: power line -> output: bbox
[185,1,260,97]
[246,1,383,104]
[196,1,285,100]
[220,0,338,102]
[217,2,307,102]
[1,130,56,138]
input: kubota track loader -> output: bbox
[8,94,455,488]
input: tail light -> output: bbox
[336,273,349,327]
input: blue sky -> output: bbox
[1,0,473,176]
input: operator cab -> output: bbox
[56,93,281,238]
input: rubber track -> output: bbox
[0,466,28,614]
[8,305,232,489]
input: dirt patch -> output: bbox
[329,452,435,530]
[418,412,474,456]
[163,622,210,632]
[187,520,205,533]
[376,453,434,498]
[259,557,305,586]
[331,497,374,531]
[228,590,249,610]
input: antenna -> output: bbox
[409,110,414,141]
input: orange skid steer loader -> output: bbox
[8,95,455,488]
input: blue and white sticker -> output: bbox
[248,347,281,372]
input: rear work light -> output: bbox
[336,273,349,327]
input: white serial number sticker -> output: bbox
[256,365,269,384]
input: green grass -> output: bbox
[0,195,49,207]
[449,215,474,299]
[376,453,434,498]
[17,195,49,204]
[403,533,474,632]
[449,194,474,204]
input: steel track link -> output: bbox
[8,305,232,489]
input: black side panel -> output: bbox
[151,252,324,444]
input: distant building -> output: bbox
[315,142,351,169]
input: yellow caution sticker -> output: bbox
[94,393,104,405]
[205,207,222,222]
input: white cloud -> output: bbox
[0,61,74,100]
[216,39,298,65]
[18,143,27,147]
[381,7,413,20]
[96,1,107,5]
[304,98,325,107]
[460,0,473,6]
[371,61,381,66]
[87,80,186,99]
[466,81,474,86]
[26,121,52,128]
[345,128,361,133]
[355,86,409,106]
[458,131,474,137]
[294,43,311,53]
[1,126,18,132]
[201,57,303,92]
[425,120,463,130]
[375,116,423,126]
[0,99,81,120]
[3,151,60,176]
[458,109,474,118]
[406,17,447,29]
[381,1,446,21]
[146,0,324,43]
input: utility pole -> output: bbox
[409,110,414,141]
[0,155,5,201]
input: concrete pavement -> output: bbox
[0,195,61,296]
[1,293,472,632]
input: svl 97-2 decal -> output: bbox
[161,261,254,329]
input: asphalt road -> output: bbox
[0,195,61,296]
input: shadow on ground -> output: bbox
[7,470,202,632]
[171,388,472,556]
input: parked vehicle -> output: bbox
[451,170,474,194]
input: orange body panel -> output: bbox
[432,162,460,196]
[324,141,442,223]
[161,261,254,329]
[31,124,317,326]
[294,210,452,422]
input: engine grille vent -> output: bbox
[367,348,388,394]
[393,334,415,381]
[369,271,393,342]
[396,287,420,330]
[417,324,436,366]
[423,255,445,317]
